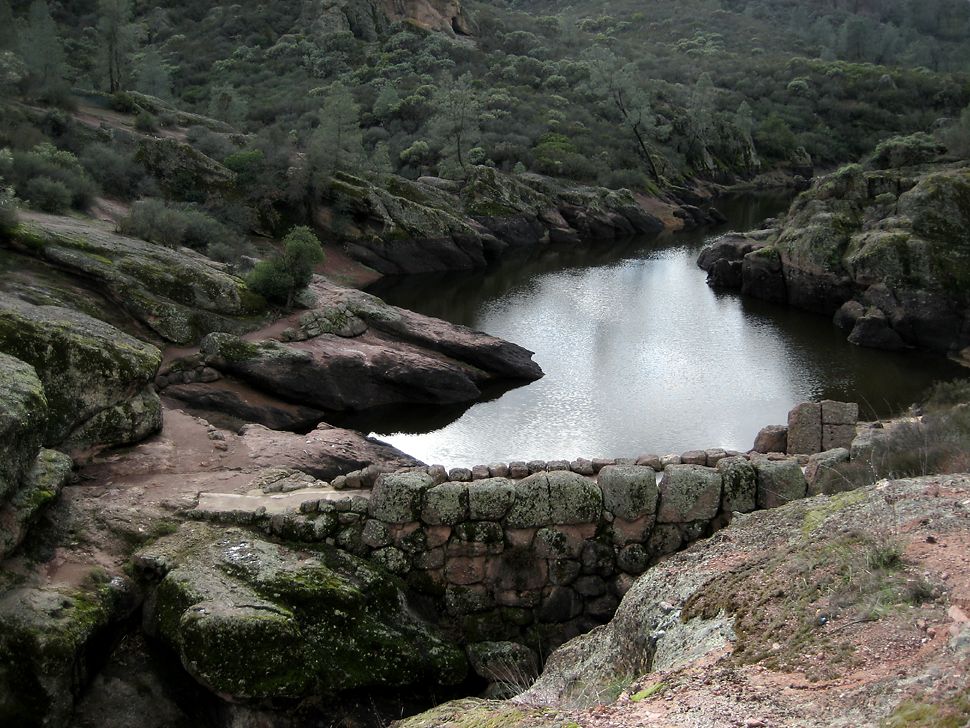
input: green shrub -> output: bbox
[246,226,324,307]
[867,133,943,170]
[0,187,18,237]
[10,144,97,210]
[120,199,239,255]
[79,144,146,199]
[134,111,159,133]
[22,176,71,213]
[119,198,189,247]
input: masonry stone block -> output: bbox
[821,400,859,425]
[467,478,515,521]
[787,402,822,454]
[717,456,757,513]
[421,482,468,525]
[369,472,435,523]
[658,464,722,523]
[753,458,807,509]
[598,464,658,520]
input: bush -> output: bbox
[120,199,239,254]
[22,176,72,213]
[867,133,943,170]
[10,144,97,210]
[134,111,159,133]
[120,199,189,247]
[0,187,18,237]
[79,144,146,199]
[246,226,324,307]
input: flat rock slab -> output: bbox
[194,488,370,518]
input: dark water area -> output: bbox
[358,193,966,468]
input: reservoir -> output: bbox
[360,194,965,468]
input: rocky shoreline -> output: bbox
[697,160,970,365]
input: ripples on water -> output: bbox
[356,194,965,468]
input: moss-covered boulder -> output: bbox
[140,524,466,702]
[0,449,73,559]
[0,579,135,728]
[8,214,265,344]
[699,158,970,356]
[322,172,495,274]
[135,137,235,199]
[0,353,47,503]
[0,295,162,452]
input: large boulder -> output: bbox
[0,579,136,728]
[0,296,162,453]
[139,524,466,701]
[9,215,265,344]
[0,449,73,559]
[0,353,47,503]
[199,280,541,413]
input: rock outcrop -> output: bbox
[137,523,466,702]
[697,159,970,360]
[320,168,678,274]
[185,276,542,414]
[0,294,162,454]
[6,214,265,344]
[0,353,73,559]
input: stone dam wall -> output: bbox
[192,401,866,648]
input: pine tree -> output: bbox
[308,83,364,183]
[20,0,66,100]
[0,0,16,51]
[429,73,481,174]
[135,47,172,99]
[98,0,133,93]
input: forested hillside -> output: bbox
[1,0,969,257]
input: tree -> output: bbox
[20,0,66,100]
[0,0,16,51]
[246,226,325,307]
[135,47,171,99]
[98,0,133,93]
[308,82,364,183]
[429,73,481,173]
[587,49,664,182]
[208,85,247,125]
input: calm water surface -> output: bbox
[359,195,965,468]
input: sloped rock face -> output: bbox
[698,161,970,358]
[0,295,162,453]
[0,354,73,559]
[8,215,265,344]
[138,523,466,701]
[0,579,137,728]
[193,277,541,413]
[320,168,669,274]
[0,353,47,504]
[298,0,475,40]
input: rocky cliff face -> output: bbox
[698,158,970,361]
[320,168,683,274]
[298,0,474,41]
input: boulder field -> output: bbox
[697,160,970,362]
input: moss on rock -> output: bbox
[140,525,467,701]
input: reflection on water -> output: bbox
[361,194,965,468]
